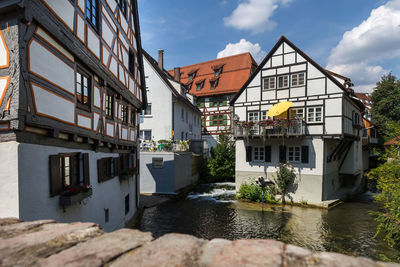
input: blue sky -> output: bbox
[138,0,400,92]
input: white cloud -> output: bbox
[327,0,400,92]
[223,0,293,34]
[217,39,267,63]
[327,63,387,93]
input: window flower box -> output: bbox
[119,167,137,181]
[59,186,92,206]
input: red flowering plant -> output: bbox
[258,119,275,127]
[240,121,255,128]
[61,184,92,196]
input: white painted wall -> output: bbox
[141,56,173,141]
[42,0,75,30]
[29,39,75,94]
[141,56,201,141]
[31,83,75,124]
[0,142,19,218]
[235,138,324,176]
[235,138,326,203]
[15,142,137,232]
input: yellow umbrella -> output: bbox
[267,101,293,117]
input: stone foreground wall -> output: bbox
[0,218,398,267]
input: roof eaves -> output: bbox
[230,36,362,106]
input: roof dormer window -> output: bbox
[188,69,197,82]
[196,80,205,91]
[210,77,219,90]
[212,64,224,77]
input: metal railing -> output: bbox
[233,119,306,138]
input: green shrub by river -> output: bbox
[237,182,277,204]
[367,149,400,251]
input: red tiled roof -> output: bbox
[168,53,257,97]
[354,93,371,102]
[385,136,400,146]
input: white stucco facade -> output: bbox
[0,142,137,232]
[141,53,201,142]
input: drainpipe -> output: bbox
[172,98,175,141]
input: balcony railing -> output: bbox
[233,119,306,138]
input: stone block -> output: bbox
[0,220,56,239]
[198,239,284,267]
[39,228,153,267]
[110,233,205,267]
[0,222,102,266]
[309,252,386,267]
[0,218,21,226]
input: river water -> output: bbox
[139,183,400,262]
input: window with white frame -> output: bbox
[288,146,301,162]
[277,75,289,89]
[262,77,276,90]
[248,111,259,134]
[254,147,265,161]
[307,107,323,123]
[261,111,273,120]
[140,130,152,141]
[291,73,305,87]
[289,108,304,120]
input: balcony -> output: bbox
[233,119,306,138]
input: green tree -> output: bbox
[206,134,235,182]
[367,149,400,250]
[371,74,400,143]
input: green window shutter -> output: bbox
[223,100,227,106]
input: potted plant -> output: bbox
[241,121,255,141]
[59,184,92,206]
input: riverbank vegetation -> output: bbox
[201,134,235,182]
[368,74,400,251]
[367,149,400,250]
[237,182,277,203]
[237,164,296,204]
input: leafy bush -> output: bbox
[204,134,235,182]
[367,148,400,249]
[237,182,277,204]
[272,163,296,203]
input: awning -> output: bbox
[267,101,293,117]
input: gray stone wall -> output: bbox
[0,218,398,267]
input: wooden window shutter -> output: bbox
[83,153,90,185]
[114,157,120,176]
[279,146,287,163]
[98,158,105,183]
[49,155,62,197]
[301,146,309,164]
[246,146,252,162]
[265,146,271,162]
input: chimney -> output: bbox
[174,67,181,82]
[158,50,164,69]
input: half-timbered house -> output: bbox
[0,0,146,231]
[168,53,257,148]
[231,36,365,205]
